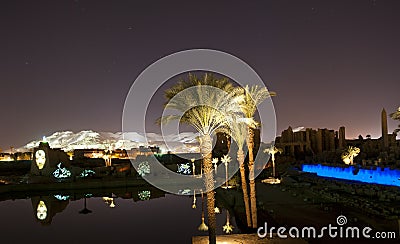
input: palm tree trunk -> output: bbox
[272,156,276,178]
[201,134,216,244]
[238,148,251,227]
[247,127,258,228]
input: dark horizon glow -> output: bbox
[1,0,399,149]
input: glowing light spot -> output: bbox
[79,169,96,177]
[54,194,70,201]
[36,201,47,220]
[178,189,191,195]
[35,150,46,169]
[102,197,116,208]
[302,164,400,187]
[138,190,151,201]
[53,163,71,178]
[137,161,150,177]
[177,163,191,174]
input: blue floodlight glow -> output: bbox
[302,164,400,187]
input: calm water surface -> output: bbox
[0,187,237,243]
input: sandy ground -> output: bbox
[256,183,340,228]
[255,182,399,243]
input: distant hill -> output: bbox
[21,130,200,154]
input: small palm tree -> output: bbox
[264,145,283,178]
[198,191,208,231]
[341,146,360,165]
[212,158,219,173]
[221,154,232,189]
[239,85,276,228]
[222,210,234,234]
[192,190,197,209]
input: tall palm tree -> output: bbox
[159,73,243,244]
[222,120,252,227]
[264,145,283,178]
[239,85,276,228]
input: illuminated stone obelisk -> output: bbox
[382,108,388,149]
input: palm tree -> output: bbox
[222,120,252,227]
[159,73,243,244]
[212,158,219,174]
[221,154,232,189]
[264,145,283,178]
[390,107,400,134]
[79,197,92,215]
[222,210,234,234]
[192,190,197,209]
[198,191,208,231]
[341,146,360,165]
[239,85,276,228]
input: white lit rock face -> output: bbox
[23,130,200,154]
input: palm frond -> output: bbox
[160,80,245,136]
[227,120,248,149]
[390,107,400,120]
[264,145,283,155]
[240,85,276,119]
[164,73,235,101]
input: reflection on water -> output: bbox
[102,197,115,208]
[138,190,151,201]
[32,196,69,225]
[0,186,239,243]
[36,201,47,220]
[26,187,168,226]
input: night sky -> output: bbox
[1,0,399,150]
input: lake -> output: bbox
[0,186,238,243]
